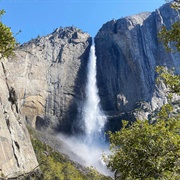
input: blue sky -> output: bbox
[1,0,165,44]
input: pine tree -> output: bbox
[0,9,16,59]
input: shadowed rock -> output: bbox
[95,3,180,127]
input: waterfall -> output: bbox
[82,44,106,144]
[57,44,110,176]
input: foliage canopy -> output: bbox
[0,9,16,59]
[159,22,180,52]
[159,1,180,52]
[156,66,180,96]
[105,110,180,179]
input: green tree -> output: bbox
[158,0,180,94]
[159,22,180,52]
[30,134,112,180]
[0,9,16,59]
[105,1,180,179]
[105,112,180,179]
[159,0,180,52]
[156,66,180,95]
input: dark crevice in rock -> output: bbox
[55,45,65,63]
[35,116,46,130]
[113,21,118,34]
[63,92,76,97]
[6,119,11,134]
[72,32,78,39]
[8,87,17,104]
[0,61,10,91]
[14,141,20,151]
[12,144,20,167]
[8,87,19,113]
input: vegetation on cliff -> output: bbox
[0,9,16,59]
[28,127,112,180]
[105,105,180,179]
[159,0,180,52]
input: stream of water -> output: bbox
[58,44,111,176]
[82,44,107,144]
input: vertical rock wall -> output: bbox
[5,27,91,133]
[0,61,38,178]
[95,3,180,121]
[0,26,91,177]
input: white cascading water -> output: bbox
[57,44,111,176]
[82,44,106,144]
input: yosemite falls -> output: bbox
[82,44,106,144]
[58,44,109,175]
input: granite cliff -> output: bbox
[0,61,38,178]
[1,2,180,177]
[5,27,91,133]
[3,4,178,134]
[0,27,91,177]
[95,3,180,128]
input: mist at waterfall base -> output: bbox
[57,45,112,176]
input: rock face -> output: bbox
[0,27,91,177]
[0,61,38,178]
[5,27,91,133]
[95,3,180,123]
[1,3,179,176]
[0,26,91,177]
